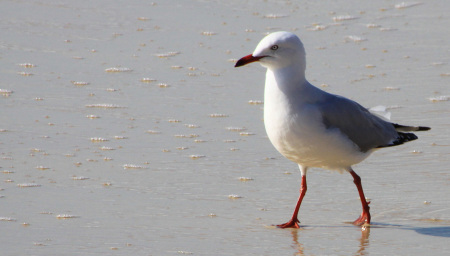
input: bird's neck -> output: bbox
[266,64,308,95]
[265,65,327,104]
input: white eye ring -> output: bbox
[271,45,279,50]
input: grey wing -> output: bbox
[319,95,399,152]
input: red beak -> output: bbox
[235,54,265,67]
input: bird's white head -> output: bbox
[235,31,306,71]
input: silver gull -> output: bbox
[235,31,430,228]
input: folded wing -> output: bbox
[319,95,429,152]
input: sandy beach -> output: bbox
[1,0,449,255]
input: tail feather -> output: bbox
[393,123,431,132]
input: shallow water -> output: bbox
[1,0,449,255]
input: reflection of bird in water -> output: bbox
[357,227,370,256]
[290,229,304,255]
[235,31,430,227]
[288,226,370,255]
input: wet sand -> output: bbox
[1,0,449,255]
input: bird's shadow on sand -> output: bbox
[282,223,450,256]
[301,222,450,238]
[367,222,450,238]
[410,226,450,237]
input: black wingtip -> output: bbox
[377,132,420,149]
[378,124,430,149]
[397,132,419,143]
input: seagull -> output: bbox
[235,31,430,228]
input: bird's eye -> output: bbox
[271,45,279,50]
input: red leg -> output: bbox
[277,175,307,228]
[349,169,371,226]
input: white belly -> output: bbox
[264,118,370,170]
[263,79,370,170]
